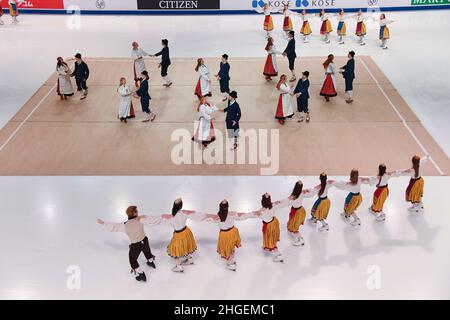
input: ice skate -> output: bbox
[226,263,237,271]
[146,259,156,269]
[181,257,194,265]
[318,222,329,232]
[293,236,305,246]
[273,254,284,263]
[308,217,317,224]
[172,265,184,273]
[350,218,361,227]
[135,272,147,282]
[375,213,386,222]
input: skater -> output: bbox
[299,9,312,43]
[0,6,4,25]
[56,57,74,101]
[117,77,135,123]
[373,14,394,49]
[319,54,338,102]
[275,75,294,125]
[205,200,254,271]
[282,30,297,82]
[335,169,371,227]
[339,51,356,103]
[133,71,156,123]
[353,9,367,46]
[215,54,231,102]
[368,163,399,222]
[258,193,292,262]
[8,0,19,24]
[280,4,294,35]
[71,53,89,100]
[263,37,281,81]
[287,181,318,246]
[397,155,429,213]
[255,3,275,37]
[131,42,150,87]
[219,91,241,150]
[336,9,347,44]
[192,97,218,149]
[293,71,310,123]
[310,173,337,232]
[194,58,212,99]
[151,39,172,87]
[97,206,157,282]
[319,9,333,44]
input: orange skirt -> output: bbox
[264,15,274,31]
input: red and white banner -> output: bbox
[0,0,64,9]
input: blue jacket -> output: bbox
[293,79,310,100]
[155,46,171,66]
[284,38,297,59]
[218,62,230,81]
[341,58,355,80]
[136,79,151,101]
[224,100,241,129]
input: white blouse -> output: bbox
[291,188,318,209]
[260,198,290,223]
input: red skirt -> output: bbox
[320,74,337,97]
[275,95,293,120]
[283,16,293,31]
[195,79,202,97]
[263,54,277,77]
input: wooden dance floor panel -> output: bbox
[0,56,448,176]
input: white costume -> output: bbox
[324,62,337,90]
[117,84,133,119]
[131,48,149,81]
[195,65,211,97]
[266,44,281,74]
[195,103,218,142]
[56,64,74,96]
[275,83,294,119]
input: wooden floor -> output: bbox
[0,56,448,176]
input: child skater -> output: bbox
[56,57,74,101]
[8,0,19,24]
[339,51,356,103]
[309,173,336,232]
[373,14,394,49]
[255,2,275,37]
[117,77,135,123]
[151,39,172,87]
[192,96,218,149]
[205,200,256,271]
[133,71,156,123]
[131,42,150,87]
[335,169,372,227]
[97,206,157,282]
[287,180,318,246]
[368,163,399,222]
[319,9,333,44]
[320,54,338,102]
[293,71,310,123]
[194,58,212,99]
[335,9,347,44]
[258,193,292,263]
[280,3,294,36]
[263,37,281,81]
[219,91,241,151]
[283,31,297,82]
[353,9,367,46]
[215,54,231,102]
[71,53,89,100]
[275,75,294,125]
[397,155,429,213]
[299,9,312,43]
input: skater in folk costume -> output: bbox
[320,54,338,102]
[339,51,356,103]
[335,169,372,227]
[299,9,312,43]
[117,77,135,123]
[194,58,212,99]
[133,71,156,123]
[275,75,294,125]
[192,96,218,149]
[335,9,348,44]
[254,2,276,37]
[263,37,281,81]
[97,206,157,282]
[283,30,297,82]
[287,181,318,246]
[131,42,150,87]
[368,164,400,222]
[319,9,333,44]
[205,200,256,271]
[71,53,89,100]
[215,54,231,102]
[373,14,394,49]
[309,173,337,232]
[397,155,429,213]
[150,39,172,87]
[56,57,74,100]
[293,71,310,123]
[280,3,294,35]
[0,6,4,25]
[219,91,241,150]
[8,0,19,24]
[353,9,367,46]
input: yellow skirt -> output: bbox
[262,217,280,251]
[344,193,362,215]
[283,16,293,31]
[287,206,306,233]
[371,186,389,213]
[337,21,347,36]
[217,226,241,259]
[167,227,197,259]
[312,197,331,221]
[264,15,274,31]
[301,21,312,35]
[406,177,424,203]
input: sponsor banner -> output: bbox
[63,0,137,11]
[411,0,450,5]
[137,0,220,10]
[0,0,64,9]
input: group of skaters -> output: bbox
[0,0,20,25]
[257,4,394,49]
[98,155,428,282]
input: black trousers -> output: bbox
[161,64,169,77]
[288,56,296,71]
[219,79,230,93]
[75,78,88,92]
[129,236,154,270]
[345,78,354,91]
